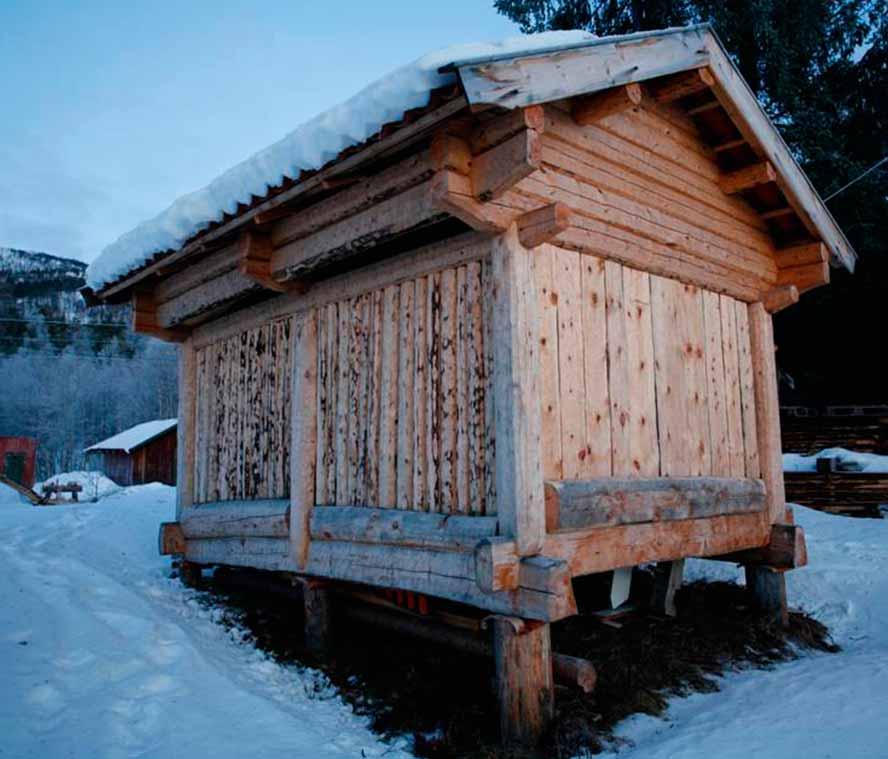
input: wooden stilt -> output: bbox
[298,578,332,653]
[745,566,788,627]
[179,560,202,587]
[650,559,684,617]
[490,616,554,746]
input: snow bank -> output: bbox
[85,30,595,290]
[84,418,177,454]
[0,484,412,758]
[35,470,122,501]
[783,447,888,473]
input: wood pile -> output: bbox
[784,471,888,517]
[781,414,888,455]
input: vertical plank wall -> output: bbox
[536,244,761,482]
[314,261,495,515]
[193,317,293,502]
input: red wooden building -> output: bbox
[85,419,177,486]
[0,436,38,488]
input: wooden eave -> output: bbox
[88,87,469,303]
[453,24,856,274]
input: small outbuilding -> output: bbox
[84,25,854,744]
[85,419,177,486]
[0,436,38,488]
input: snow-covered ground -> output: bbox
[1,481,886,758]
[0,482,411,759]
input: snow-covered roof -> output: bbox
[86,24,855,292]
[86,29,598,291]
[85,419,177,454]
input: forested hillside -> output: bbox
[0,247,177,478]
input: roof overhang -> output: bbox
[449,24,855,272]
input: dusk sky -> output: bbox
[0,1,518,263]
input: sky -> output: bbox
[0,1,518,264]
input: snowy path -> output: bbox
[0,484,410,759]
[2,483,887,758]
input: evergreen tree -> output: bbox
[495,0,888,403]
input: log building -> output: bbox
[85,419,177,487]
[85,26,853,744]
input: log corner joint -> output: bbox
[238,228,309,294]
[132,289,189,343]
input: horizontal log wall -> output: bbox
[193,317,292,502]
[523,103,778,300]
[314,260,495,514]
[536,245,760,482]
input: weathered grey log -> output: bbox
[185,536,292,572]
[745,565,788,627]
[545,477,766,531]
[339,601,596,692]
[491,617,554,746]
[180,500,290,538]
[310,505,498,551]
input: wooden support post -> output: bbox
[572,83,642,125]
[178,560,202,588]
[290,310,318,569]
[490,617,554,746]
[491,225,545,556]
[745,566,788,627]
[762,284,799,313]
[176,340,197,520]
[748,302,786,525]
[650,559,684,617]
[298,578,332,654]
[719,161,777,194]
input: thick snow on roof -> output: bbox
[85,30,596,290]
[85,418,177,453]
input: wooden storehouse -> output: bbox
[86,26,853,743]
[85,419,177,486]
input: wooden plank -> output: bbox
[650,276,688,475]
[748,302,785,523]
[413,276,429,510]
[491,618,554,746]
[579,254,611,476]
[622,267,659,476]
[682,284,711,476]
[378,286,400,508]
[181,500,290,538]
[491,226,545,555]
[426,273,441,512]
[364,290,383,504]
[314,309,330,504]
[465,261,487,514]
[702,291,730,476]
[290,310,318,568]
[310,505,498,551]
[533,246,563,480]
[176,339,197,518]
[439,267,458,511]
[483,259,498,515]
[455,266,470,513]
[553,248,587,479]
[396,281,415,509]
[545,476,765,530]
[736,301,761,478]
[720,294,746,477]
[323,305,338,503]
[544,511,770,576]
[605,260,631,474]
[334,302,351,504]
[572,83,642,125]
